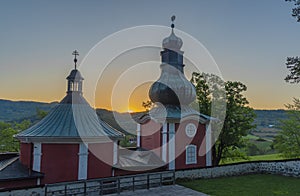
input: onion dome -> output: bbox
[149,16,196,106]
[16,50,123,142]
[162,15,183,51]
[149,65,196,105]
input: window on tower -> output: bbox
[186,145,197,165]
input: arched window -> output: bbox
[186,145,197,164]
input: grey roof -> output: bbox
[135,105,212,124]
[113,148,165,171]
[16,94,123,142]
[0,154,43,182]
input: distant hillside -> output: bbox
[0,99,58,122]
[254,110,287,127]
[251,110,288,140]
[0,99,289,137]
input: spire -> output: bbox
[67,50,84,95]
[162,15,183,51]
[171,15,175,30]
[149,16,196,106]
[72,50,79,70]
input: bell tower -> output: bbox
[138,16,212,171]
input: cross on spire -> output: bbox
[72,50,79,70]
[171,15,176,29]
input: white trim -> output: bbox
[113,141,118,165]
[37,178,41,186]
[78,143,88,180]
[168,123,175,170]
[112,169,115,177]
[137,124,141,147]
[206,124,212,166]
[32,143,42,172]
[162,123,167,162]
[186,145,197,165]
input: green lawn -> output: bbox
[220,153,284,164]
[178,174,300,195]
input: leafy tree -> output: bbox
[284,1,300,83]
[274,98,300,158]
[0,120,31,152]
[36,108,48,119]
[142,100,154,111]
[191,72,256,165]
[286,0,300,22]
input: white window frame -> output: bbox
[186,145,197,165]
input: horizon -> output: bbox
[0,97,287,112]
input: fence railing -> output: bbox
[44,170,175,195]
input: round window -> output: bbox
[185,123,197,138]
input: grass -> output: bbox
[220,153,284,165]
[178,174,300,195]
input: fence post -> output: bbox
[99,181,103,196]
[133,177,135,192]
[44,185,47,196]
[84,181,87,195]
[147,174,150,189]
[173,171,176,185]
[64,184,67,196]
[117,177,120,194]
[160,173,162,186]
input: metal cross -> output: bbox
[72,50,79,70]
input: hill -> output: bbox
[251,110,287,140]
[0,99,288,137]
[0,99,58,122]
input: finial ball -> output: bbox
[171,15,176,22]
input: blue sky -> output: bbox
[0,0,299,110]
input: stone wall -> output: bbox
[175,159,300,179]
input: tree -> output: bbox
[191,72,256,165]
[284,1,300,83]
[0,120,31,152]
[36,108,48,119]
[285,56,300,83]
[274,98,300,158]
[142,100,154,111]
[286,0,300,22]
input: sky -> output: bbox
[0,0,299,112]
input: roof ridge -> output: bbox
[0,156,18,172]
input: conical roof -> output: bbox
[16,67,123,142]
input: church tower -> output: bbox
[137,16,212,170]
[16,51,123,184]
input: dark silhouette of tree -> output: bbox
[142,100,153,111]
[286,0,300,22]
[285,1,300,83]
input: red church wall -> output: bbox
[174,120,206,170]
[140,120,162,157]
[20,143,32,169]
[41,144,79,184]
[87,142,113,179]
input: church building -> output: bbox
[0,17,212,190]
[15,51,124,185]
